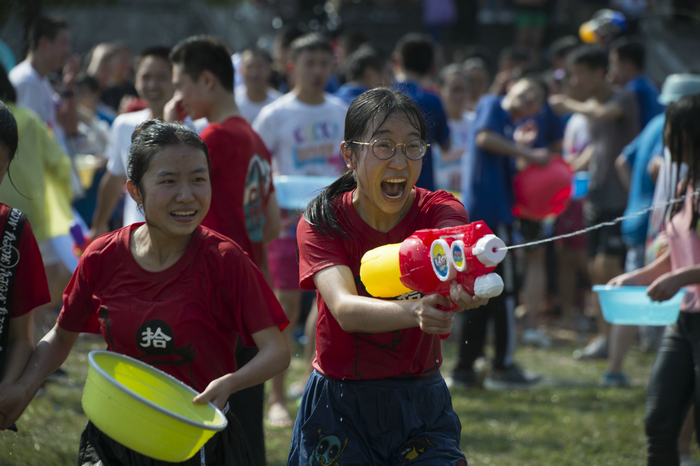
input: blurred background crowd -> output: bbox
[1,0,700,463]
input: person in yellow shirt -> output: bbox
[0,67,73,342]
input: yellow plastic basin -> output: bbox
[81,350,227,462]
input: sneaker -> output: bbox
[599,372,630,387]
[484,364,541,391]
[573,336,608,360]
[447,368,482,389]
[521,328,552,348]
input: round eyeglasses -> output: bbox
[350,138,429,160]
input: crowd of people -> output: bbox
[0,5,699,465]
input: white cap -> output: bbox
[471,235,507,267]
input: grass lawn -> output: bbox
[0,331,695,465]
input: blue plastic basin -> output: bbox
[592,285,686,326]
[571,172,590,200]
[273,176,339,210]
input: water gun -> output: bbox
[360,221,507,309]
[69,221,91,258]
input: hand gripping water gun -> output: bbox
[360,221,507,308]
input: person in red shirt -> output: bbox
[0,120,289,465]
[290,88,487,465]
[168,35,281,461]
[0,101,51,424]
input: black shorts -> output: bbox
[585,210,627,259]
[77,401,252,466]
[515,218,544,244]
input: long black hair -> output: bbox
[0,101,18,162]
[666,93,700,230]
[304,87,427,239]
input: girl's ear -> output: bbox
[126,180,143,206]
[340,141,356,170]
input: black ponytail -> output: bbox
[303,87,427,239]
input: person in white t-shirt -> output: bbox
[90,46,174,238]
[234,48,283,123]
[252,33,347,428]
[436,64,474,194]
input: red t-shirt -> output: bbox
[57,224,288,392]
[0,203,50,318]
[297,188,469,380]
[199,117,273,268]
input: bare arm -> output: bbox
[312,264,486,335]
[608,249,672,288]
[193,325,290,409]
[615,153,632,192]
[570,144,594,172]
[0,312,34,385]
[90,171,126,240]
[549,95,624,123]
[263,192,281,244]
[0,324,79,430]
[648,155,664,183]
[476,130,550,166]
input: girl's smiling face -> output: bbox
[128,143,211,238]
[343,112,423,232]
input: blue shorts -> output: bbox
[287,370,467,466]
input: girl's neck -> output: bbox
[130,224,193,272]
[353,188,415,233]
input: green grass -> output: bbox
[0,333,695,465]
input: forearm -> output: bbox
[630,250,672,286]
[16,325,78,395]
[557,98,621,123]
[669,264,700,289]
[330,294,420,333]
[0,313,34,384]
[263,193,281,244]
[476,131,525,158]
[570,145,594,172]
[220,339,289,395]
[91,172,125,231]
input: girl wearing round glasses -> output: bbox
[289,88,487,465]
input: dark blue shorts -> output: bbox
[287,370,467,466]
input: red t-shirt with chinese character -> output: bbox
[199,116,273,268]
[0,203,50,318]
[57,224,288,392]
[297,188,469,380]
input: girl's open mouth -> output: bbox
[170,211,197,221]
[381,178,407,200]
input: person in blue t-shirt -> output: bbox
[392,33,450,192]
[451,77,550,390]
[609,38,664,130]
[333,46,390,106]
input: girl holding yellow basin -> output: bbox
[289,88,488,465]
[0,120,290,465]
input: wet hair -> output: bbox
[28,15,69,51]
[394,33,434,76]
[290,33,333,62]
[304,88,427,239]
[567,45,608,71]
[344,46,385,83]
[611,37,645,70]
[170,36,234,91]
[666,93,700,230]
[135,46,172,73]
[127,120,210,203]
[0,101,18,162]
[0,66,16,103]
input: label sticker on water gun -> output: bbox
[431,239,456,281]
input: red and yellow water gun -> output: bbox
[360,221,507,308]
